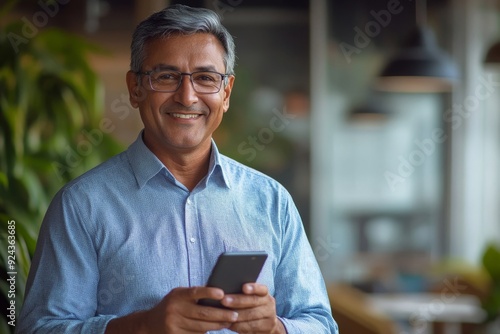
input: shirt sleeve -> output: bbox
[17,188,115,334]
[273,189,339,334]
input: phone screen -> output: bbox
[198,251,268,308]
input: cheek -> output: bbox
[138,98,164,124]
[143,94,166,113]
[208,94,227,113]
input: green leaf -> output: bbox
[0,172,7,188]
[482,243,500,281]
[1,10,124,318]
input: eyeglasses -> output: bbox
[137,70,229,94]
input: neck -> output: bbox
[144,136,212,191]
[163,149,211,191]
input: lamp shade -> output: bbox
[376,26,459,93]
[348,104,389,122]
[485,40,500,64]
[348,92,390,122]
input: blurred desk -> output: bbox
[367,293,486,334]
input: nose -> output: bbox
[172,74,198,106]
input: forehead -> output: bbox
[143,33,226,72]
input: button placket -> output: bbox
[184,195,202,285]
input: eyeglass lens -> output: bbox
[148,71,224,93]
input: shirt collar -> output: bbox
[206,140,231,189]
[126,132,166,189]
[126,132,231,189]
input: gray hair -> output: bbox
[130,4,236,75]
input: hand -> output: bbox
[145,287,240,334]
[106,286,239,334]
[221,283,286,334]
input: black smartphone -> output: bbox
[198,251,268,308]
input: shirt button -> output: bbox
[189,237,196,243]
[187,199,192,205]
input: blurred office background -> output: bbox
[2,0,500,333]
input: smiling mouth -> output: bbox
[170,113,201,119]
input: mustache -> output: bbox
[162,105,207,115]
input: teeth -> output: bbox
[171,113,199,119]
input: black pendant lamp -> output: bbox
[376,0,459,92]
[348,92,390,122]
[484,1,500,64]
[349,104,389,122]
[485,41,500,64]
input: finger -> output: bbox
[222,294,265,309]
[222,293,276,312]
[145,287,238,334]
[162,289,239,333]
[233,304,268,321]
[242,283,268,296]
[185,304,239,324]
[168,286,224,303]
[165,288,236,323]
[188,286,225,301]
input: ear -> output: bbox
[126,71,141,108]
[222,75,235,113]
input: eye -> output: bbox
[154,71,179,82]
[193,72,218,82]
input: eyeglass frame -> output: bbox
[135,69,230,94]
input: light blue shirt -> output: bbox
[18,133,338,334]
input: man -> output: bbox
[18,4,338,334]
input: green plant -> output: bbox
[481,243,500,322]
[432,242,500,330]
[0,16,123,332]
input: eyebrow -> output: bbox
[150,64,220,72]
